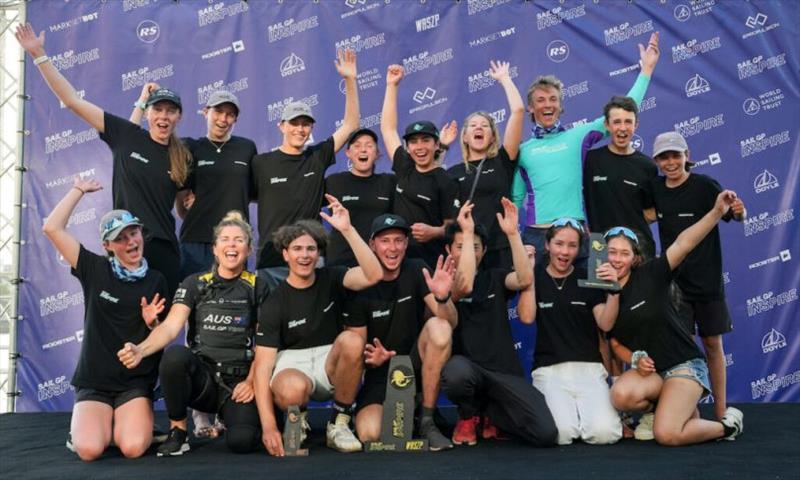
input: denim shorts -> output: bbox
[660,358,711,397]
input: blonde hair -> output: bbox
[211,211,253,271]
[459,112,500,165]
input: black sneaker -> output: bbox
[419,418,453,452]
[157,427,190,457]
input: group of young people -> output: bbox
[18,21,746,461]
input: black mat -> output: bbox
[1,404,798,479]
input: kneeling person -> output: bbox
[253,195,382,456]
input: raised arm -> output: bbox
[380,64,404,159]
[331,49,360,152]
[253,346,285,457]
[489,61,525,160]
[499,197,532,290]
[129,82,159,124]
[117,303,191,369]
[639,31,660,78]
[15,23,104,132]
[451,202,477,300]
[666,190,737,270]
[423,255,458,328]
[320,194,382,289]
[42,177,102,268]
[515,245,537,325]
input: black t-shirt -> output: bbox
[99,112,181,245]
[180,136,257,243]
[324,172,396,265]
[174,269,270,370]
[583,146,658,258]
[609,257,704,372]
[453,268,522,375]
[255,267,347,350]
[392,149,458,265]
[651,173,732,300]
[70,246,168,391]
[447,147,517,251]
[251,138,336,267]
[532,266,606,369]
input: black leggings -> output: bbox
[159,345,261,453]
[144,237,181,299]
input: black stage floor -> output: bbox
[1,404,798,480]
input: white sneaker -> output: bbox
[326,414,362,453]
[300,410,310,444]
[634,412,655,441]
[720,407,744,441]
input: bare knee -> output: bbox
[356,407,381,443]
[118,436,151,458]
[74,439,106,462]
[335,330,366,362]
[272,373,310,409]
[654,423,683,447]
[423,317,452,352]
[610,384,636,411]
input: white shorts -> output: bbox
[272,344,334,402]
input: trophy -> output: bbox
[578,233,621,291]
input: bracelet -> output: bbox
[630,350,648,369]
[439,144,449,151]
[33,55,50,66]
[133,100,147,110]
[434,292,451,304]
[73,186,85,194]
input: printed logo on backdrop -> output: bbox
[744,209,794,237]
[740,130,791,158]
[743,12,780,40]
[488,108,507,125]
[67,208,97,228]
[751,371,800,400]
[45,168,96,190]
[722,271,730,285]
[674,114,724,138]
[335,33,386,53]
[41,329,84,351]
[743,98,760,116]
[197,78,249,105]
[671,37,721,63]
[537,5,586,30]
[673,4,691,22]
[38,375,73,402]
[685,74,710,97]
[674,0,716,21]
[338,68,382,94]
[50,48,100,71]
[747,248,791,270]
[44,129,99,154]
[402,49,454,75]
[124,0,154,12]
[753,170,779,194]
[337,111,382,130]
[409,88,447,115]
[562,81,589,100]
[604,20,654,46]
[762,329,787,354]
[737,53,787,80]
[60,90,85,109]
[198,1,249,27]
[416,14,440,33]
[267,94,319,122]
[746,288,798,317]
[49,11,98,32]
[280,53,306,77]
[631,134,644,151]
[546,40,569,63]
[468,27,516,48]
[268,15,319,42]
[742,89,784,115]
[201,40,246,61]
[136,20,159,43]
[691,152,721,169]
[467,0,512,16]
[122,64,175,91]
[341,0,381,19]
[639,96,657,112]
[468,65,519,93]
[40,290,84,317]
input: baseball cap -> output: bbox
[402,121,439,141]
[281,101,315,122]
[652,131,689,158]
[99,210,143,242]
[206,90,240,115]
[370,214,410,239]
[146,88,182,111]
[346,128,378,147]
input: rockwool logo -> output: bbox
[685,74,710,97]
[413,87,436,104]
[280,53,305,77]
[761,328,786,353]
[743,98,761,115]
[746,13,768,29]
[754,169,779,193]
[136,20,159,43]
[546,40,569,63]
[345,0,366,7]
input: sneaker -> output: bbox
[481,416,510,441]
[719,407,744,441]
[66,433,75,453]
[420,418,453,452]
[300,410,311,445]
[153,427,169,444]
[634,412,654,441]
[620,413,635,439]
[326,414,362,453]
[157,427,190,457]
[452,416,479,446]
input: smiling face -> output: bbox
[445,231,486,268]
[655,150,690,185]
[283,234,320,282]
[213,225,250,277]
[462,113,496,158]
[607,235,638,284]
[404,134,438,171]
[545,227,580,275]
[605,107,638,154]
[146,101,182,145]
[346,134,379,177]
[369,230,408,276]
[279,116,314,153]
[103,225,144,270]
[205,103,238,142]
[529,86,562,129]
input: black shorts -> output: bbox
[74,386,153,409]
[356,346,421,412]
[686,298,733,337]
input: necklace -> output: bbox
[207,136,229,153]
[547,266,573,290]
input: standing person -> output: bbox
[442,200,558,447]
[650,132,746,421]
[252,196,382,456]
[583,96,658,259]
[446,61,525,270]
[118,212,275,456]
[346,214,458,451]
[528,218,622,445]
[606,190,745,445]
[380,64,459,268]
[16,24,190,296]
[43,178,167,461]
[324,128,395,266]
[512,32,661,267]
[252,50,360,268]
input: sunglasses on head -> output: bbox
[103,212,139,235]
[604,226,639,245]
[551,217,583,231]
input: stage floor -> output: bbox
[1,404,797,479]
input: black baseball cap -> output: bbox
[370,214,410,239]
[146,88,182,111]
[346,128,378,147]
[402,121,439,141]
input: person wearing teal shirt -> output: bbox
[513,32,661,267]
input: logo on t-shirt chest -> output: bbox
[288,318,307,329]
[130,152,149,164]
[270,177,288,184]
[99,290,119,304]
[342,195,360,202]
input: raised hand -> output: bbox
[456,201,475,235]
[386,64,404,86]
[496,197,519,236]
[714,190,738,216]
[364,338,396,367]
[639,31,660,73]
[488,60,511,82]
[140,293,165,329]
[73,177,102,194]
[117,342,143,369]
[335,49,358,79]
[14,23,46,57]
[319,193,352,233]
[138,82,160,103]
[439,120,458,147]
[423,255,455,300]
